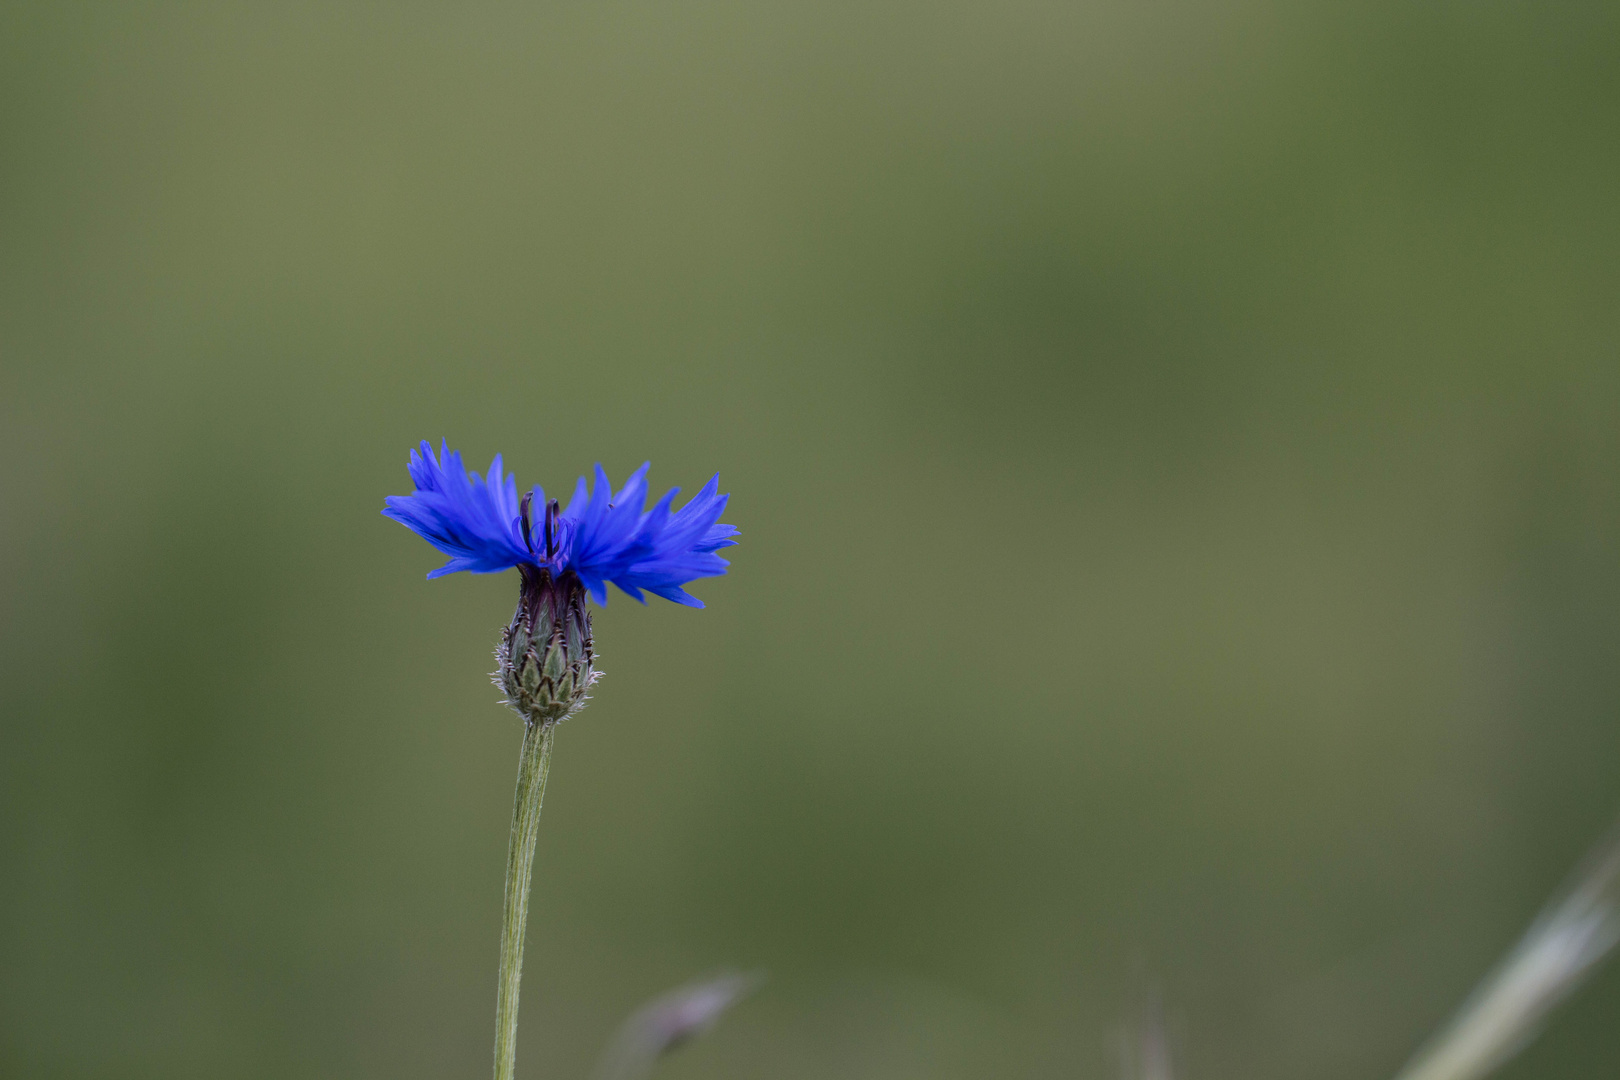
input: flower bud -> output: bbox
[495,567,599,725]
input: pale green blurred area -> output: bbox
[2,1,1619,1078]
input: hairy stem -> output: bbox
[494,721,555,1080]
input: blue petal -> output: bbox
[382,441,534,578]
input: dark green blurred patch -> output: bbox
[3,1,1619,1078]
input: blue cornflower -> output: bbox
[385,440,737,725]
[383,440,737,607]
[385,443,739,1080]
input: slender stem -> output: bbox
[494,720,555,1080]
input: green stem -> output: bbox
[494,720,555,1080]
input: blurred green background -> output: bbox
[3,1,1619,1078]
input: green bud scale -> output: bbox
[495,568,600,726]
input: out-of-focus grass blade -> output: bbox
[1135,1009,1174,1080]
[591,970,761,1080]
[1391,824,1620,1080]
[1120,995,1173,1080]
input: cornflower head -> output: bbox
[384,440,737,724]
[382,440,737,1080]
